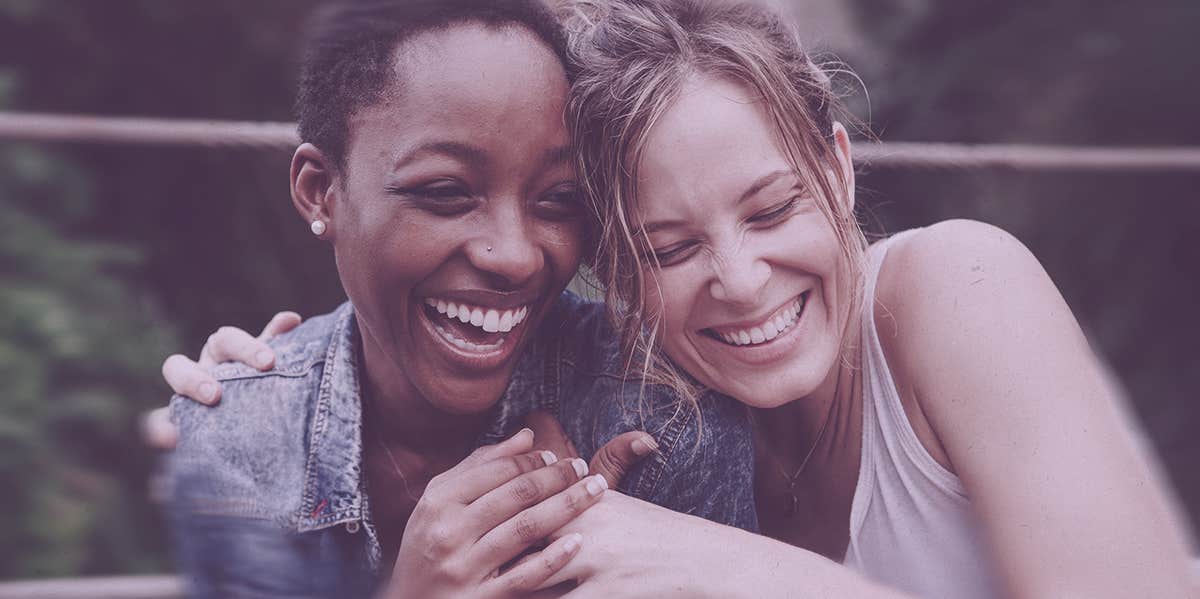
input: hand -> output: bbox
[534,492,733,599]
[143,311,302,449]
[162,310,302,404]
[523,411,658,490]
[386,428,610,599]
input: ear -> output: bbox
[831,121,855,214]
[290,143,339,241]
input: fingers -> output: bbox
[466,457,590,532]
[257,311,302,341]
[162,353,221,405]
[487,533,583,597]
[473,473,608,571]
[199,326,275,371]
[141,407,178,449]
[450,450,558,504]
[589,431,658,489]
[446,428,536,477]
[525,410,579,460]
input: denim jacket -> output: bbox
[168,292,757,598]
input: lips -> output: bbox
[415,296,534,368]
[425,298,529,334]
[702,291,810,348]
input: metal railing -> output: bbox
[0,576,183,599]
[3,111,1200,172]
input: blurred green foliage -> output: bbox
[0,0,1195,580]
[0,143,178,576]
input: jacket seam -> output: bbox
[212,359,323,383]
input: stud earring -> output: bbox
[310,220,327,236]
[486,246,493,252]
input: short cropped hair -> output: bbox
[296,0,569,171]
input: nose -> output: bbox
[709,246,771,307]
[468,205,544,289]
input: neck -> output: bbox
[753,310,863,460]
[357,321,487,455]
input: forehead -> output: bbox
[635,75,789,221]
[348,23,570,162]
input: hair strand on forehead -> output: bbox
[565,0,869,416]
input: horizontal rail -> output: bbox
[3,111,1200,171]
[0,575,183,599]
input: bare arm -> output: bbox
[884,220,1194,598]
[536,493,911,599]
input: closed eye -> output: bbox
[386,180,477,216]
[534,183,583,220]
[651,240,700,267]
[748,197,798,226]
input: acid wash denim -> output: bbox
[168,291,757,598]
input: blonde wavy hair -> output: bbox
[564,0,868,408]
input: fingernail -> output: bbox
[571,458,588,478]
[585,474,607,496]
[255,350,273,369]
[540,450,558,466]
[562,533,582,553]
[514,427,533,442]
[199,382,217,403]
[631,436,659,456]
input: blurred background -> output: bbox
[0,0,1195,582]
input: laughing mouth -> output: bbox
[702,292,809,347]
[423,298,530,353]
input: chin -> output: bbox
[419,375,513,415]
[715,374,820,409]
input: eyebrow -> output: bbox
[737,169,795,205]
[640,168,798,235]
[393,141,573,172]
[395,141,487,171]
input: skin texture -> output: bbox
[163,35,1196,599]
[292,24,583,425]
[161,24,660,597]
[538,73,1194,597]
[636,76,853,411]
[288,26,593,571]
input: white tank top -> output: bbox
[842,231,1004,599]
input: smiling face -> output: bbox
[321,24,582,414]
[635,75,853,408]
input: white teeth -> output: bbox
[432,323,504,352]
[764,320,780,340]
[423,298,531,337]
[710,294,807,347]
[482,310,500,333]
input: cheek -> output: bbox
[641,265,704,347]
[536,220,585,283]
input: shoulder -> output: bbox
[874,219,1088,449]
[878,219,1046,308]
[169,304,350,520]
[876,219,1060,353]
[206,302,351,381]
